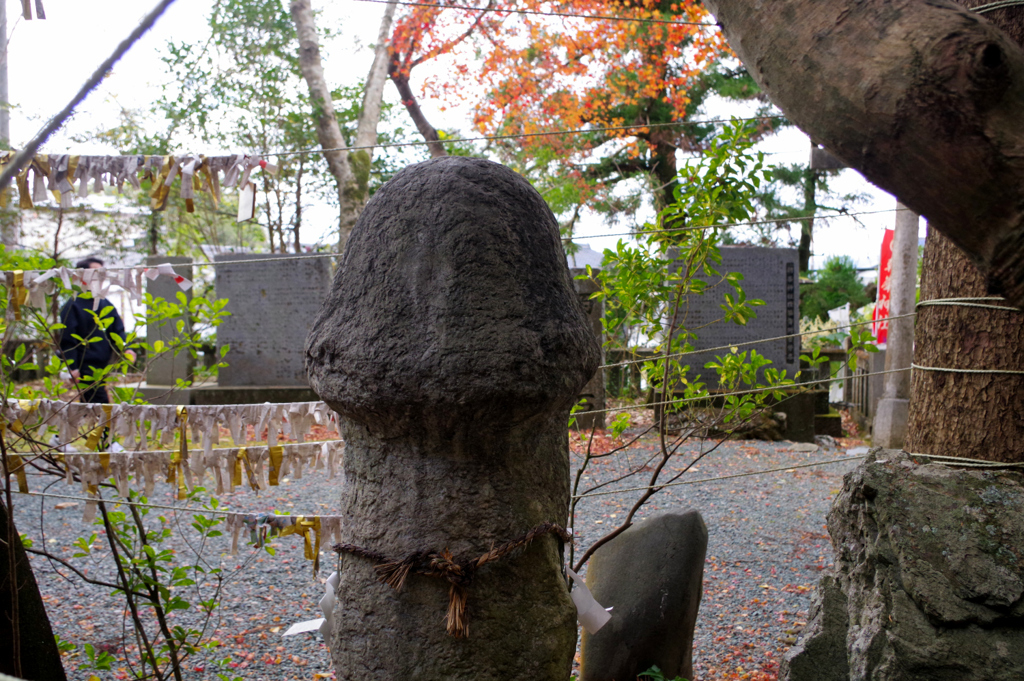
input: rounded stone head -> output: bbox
[305,156,600,438]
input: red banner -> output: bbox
[873,228,894,344]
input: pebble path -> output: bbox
[12,432,864,681]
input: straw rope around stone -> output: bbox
[333,522,572,638]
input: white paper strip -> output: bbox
[237,181,256,222]
[284,570,339,655]
[566,567,612,634]
[283,618,324,636]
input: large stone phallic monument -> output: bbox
[305,157,600,679]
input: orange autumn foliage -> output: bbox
[388,1,731,209]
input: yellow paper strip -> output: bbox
[9,270,28,320]
[7,453,29,493]
[16,169,32,209]
[268,445,284,486]
[233,448,243,488]
[175,405,188,500]
[240,447,260,491]
[280,515,322,576]
[150,156,174,211]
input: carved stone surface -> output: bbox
[783,450,1024,681]
[306,156,600,680]
[580,511,708,681]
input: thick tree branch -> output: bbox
[291,0,392,248]
[290,0,356,246]
[355,1,398,150]
[704,0,1024,306]
[389,55,447,158]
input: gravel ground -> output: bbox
[12,430,865,681]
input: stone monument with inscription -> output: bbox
[673,246,799,385]
[570,267,605,429]
[210,253,330,403]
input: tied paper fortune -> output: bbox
[566,567,612,634]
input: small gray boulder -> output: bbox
[581,511,708,681]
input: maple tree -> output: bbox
[385,0,504,157]
[388,0,769,222]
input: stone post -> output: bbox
[874,202,918,448]
[145,255,193,386]
[570,267,605,430]
[305,157,600,680]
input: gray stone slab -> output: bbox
[581,511,708,681]
[215,253,331,387]
[571,268,605,429]
[145,255,193,386]
[672,246,799,386]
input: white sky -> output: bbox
[6,0,925,272]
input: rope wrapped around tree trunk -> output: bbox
[333,521,572,637]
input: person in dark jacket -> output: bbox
[58,257,135,403]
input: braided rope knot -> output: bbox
[334,522,571,637]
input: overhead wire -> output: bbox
[597,312,915,370]
[270,114,787,158]
[572,451,1024,499]
[972,0,1024,12]
[565,206,910,242]
[352,0,718,26]
[573,455,868,498]
[572,366,912,418]
[0,207,903,273]
[11,488,329,518]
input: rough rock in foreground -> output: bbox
[784,450,1024,681]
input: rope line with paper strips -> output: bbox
[7,439,344,505]
[1,399,343,506]
[2,399,339,452]
[0,151,277,221]
[3,264,192,322]
[9,485,344,575]
[333,522,572,638]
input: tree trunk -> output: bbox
[905,0,1024,463]
[389,60,447,158]
[906,229,1024,462]
[650,138,678,213]
[290,0,395,250]
[799,171,816,273]
[148,211,159,255]
[0,501,67,681]
[356,0,397,150]
[293,155,304,253]
[703,0,1024,309]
